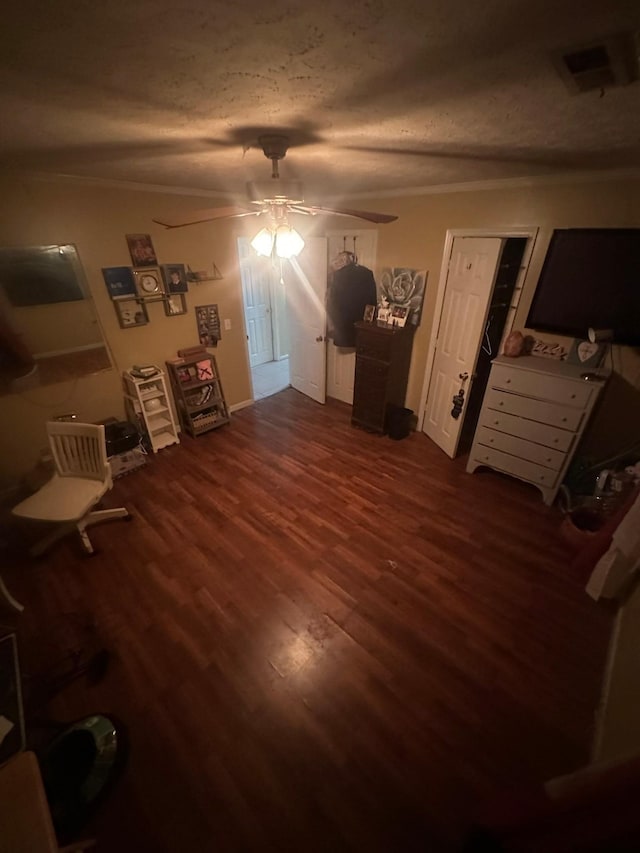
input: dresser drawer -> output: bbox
[356,338,392,362]
[472,445,559,489]
[479,409,575,452]
[475,426,566,471]
[490,363,593,408]
[356,356,389,376]
[484,388,584,431]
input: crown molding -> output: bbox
[23,166,640,203]
[344,168,640,201]
[26,170,232,200]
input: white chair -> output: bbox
[12,422,130,557]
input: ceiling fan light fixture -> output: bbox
[275,226,305,259]
[250,227,275,256]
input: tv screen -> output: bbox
[526,228,640,345]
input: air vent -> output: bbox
[553,32,639,94]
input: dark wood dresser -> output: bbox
[351,321,415,433]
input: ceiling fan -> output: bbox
[152,134,398,231]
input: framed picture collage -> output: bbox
[102,234,189,328]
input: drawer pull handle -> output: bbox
[489,439,494,443]
[570,393,576,399]
[494,420,499,425]
[505,379,511,384]
[561,417,567,422]
[553,439,559,443]
[546,458,551,462]
[499,402,504,407]
[540,476,545,481]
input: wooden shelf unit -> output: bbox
[166,353,230,437]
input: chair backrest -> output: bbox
[47,421,110,483]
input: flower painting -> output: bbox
[379,267,427,325]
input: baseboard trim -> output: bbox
[229,399,253,413]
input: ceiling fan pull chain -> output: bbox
[353,235,358,264]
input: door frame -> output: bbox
[417,227,539,433]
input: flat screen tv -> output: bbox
[526,228,640,345]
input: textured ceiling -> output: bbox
[0,0,639,204]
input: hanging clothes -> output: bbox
[327,252,377,347]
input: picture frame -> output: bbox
[114,298,148,329]
[102,266,136,300]
[567,338,606,369]
[126,233,158,267]
[390,304,408,327]
[363,304,376,323]
[195,304,221,347]
[133,267,163,299]
[161,263,188,294]
[164,293,187,316]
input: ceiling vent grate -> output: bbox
[553,32,639,94]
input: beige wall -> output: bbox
[0,177,256,485]
[366,178,639,416]
[0,172,638,485]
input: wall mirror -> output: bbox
[0,244,112,396]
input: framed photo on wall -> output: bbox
[126,233,158,267]
[102,266,136,300]
[114,298,148,328]
[164,294,187,316]
[195,304,221,347]
[161,263,188,293]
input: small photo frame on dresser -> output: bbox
[363,304,376,323]
[566,338,606,369]
[389,304,408,327]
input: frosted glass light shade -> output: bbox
[251,227,274,256]
[275,227,305,259]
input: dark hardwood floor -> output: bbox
[4,390,613,852]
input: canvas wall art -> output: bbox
[379,267,427,325]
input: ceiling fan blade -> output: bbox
[153,206,261,229]
[294,204,397,224]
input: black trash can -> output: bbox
[386,405,414,440]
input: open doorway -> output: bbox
[237,237,290,399]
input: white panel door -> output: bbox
[286,237,328,404]
[423,237,503,458]
[325,230,378,404]
[238,239,274,368]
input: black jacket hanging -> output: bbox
[327,263,377,347]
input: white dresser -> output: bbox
[467,355,608,505]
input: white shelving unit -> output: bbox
[123,367,180,453]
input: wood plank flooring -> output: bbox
[4,390,612,852]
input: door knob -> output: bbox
[315,335,323,342]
